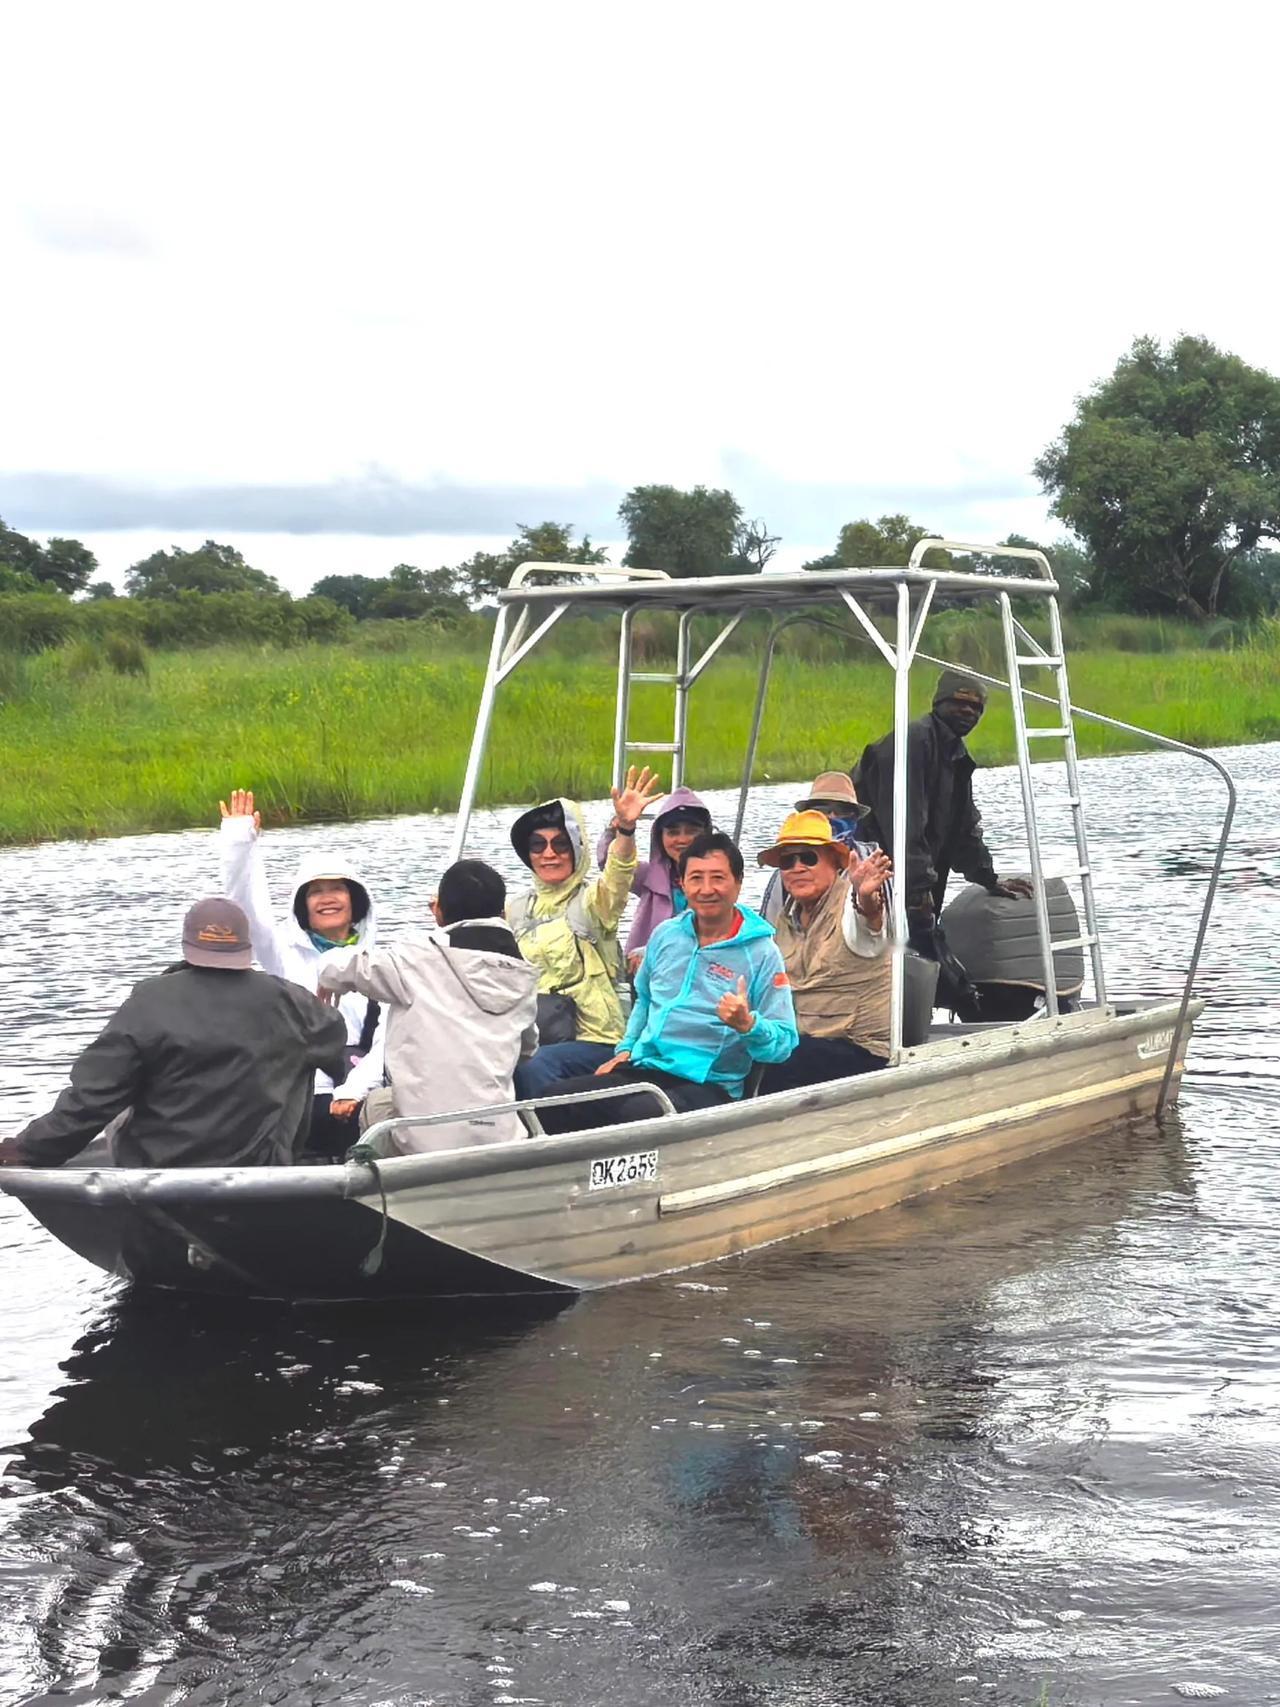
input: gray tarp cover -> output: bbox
[941,878,1085,995]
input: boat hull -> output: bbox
[2,1002,1194,1300]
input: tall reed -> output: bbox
[2,625,1276,845]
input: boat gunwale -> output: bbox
[0,998,1196,1207]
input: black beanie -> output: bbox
[933,669,988,707]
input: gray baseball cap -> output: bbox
[182,897,253,970]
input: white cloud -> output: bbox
[22,205,151,257]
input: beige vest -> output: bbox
[774,872,891,1059]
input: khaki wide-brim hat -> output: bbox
[757,809,852,870]
[794,770,870,819]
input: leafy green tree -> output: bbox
[1035,335,1280,619]
[840,514,953,568]
[0,517,44,579]
[367,563,469,620]
[803,514,951,572]
[453,522,608,604]
[85,580,119,600]
[0,564,41,594]
[1041,537,1095,603]
[1229,548,1280,616]
[959,533,1097,606]
[125,540,281,599]
[619,485,744,578]
[310,573,383,619]
[39,537,97,595]
[369,564,430,620]
[0,517,97,594]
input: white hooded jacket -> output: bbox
[219,816,384,1101]
[317,917,539,1153]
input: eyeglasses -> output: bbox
[778,849,822,870]
[529,832,572,856]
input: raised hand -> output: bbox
[610,765,663,833]
[219,788,261,833]
[716,975,755,1035]
[850,848,892,911]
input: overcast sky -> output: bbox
[2,1,1277,592]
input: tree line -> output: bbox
[4,334,1280,631]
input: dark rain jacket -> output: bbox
[854,712,999,913]
[3,964,348,1170]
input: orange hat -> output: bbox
[757,809,852,870]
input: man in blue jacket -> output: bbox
[535,831,798,1133]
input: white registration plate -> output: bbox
[1137,1027,1176,1059]
[589,1149,659,1190]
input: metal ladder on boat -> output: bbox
[611,606,744,791]
[997,589,1107,1015]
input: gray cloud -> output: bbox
[0,471,628,538]
[0,465,1044,550]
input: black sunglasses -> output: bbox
[529,832,572,854]
[779,849,822,870]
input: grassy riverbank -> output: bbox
[3,627,1278,844]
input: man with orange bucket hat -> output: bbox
[757,811,894,1094]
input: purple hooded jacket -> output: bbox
[596,786,712,956]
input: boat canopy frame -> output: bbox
[448,541,1235,1112]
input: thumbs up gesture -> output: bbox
[717,974,755,1035]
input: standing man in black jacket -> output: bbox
[854,670,1032,1015]
[0,898,348,1170]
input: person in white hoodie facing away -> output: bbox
[218,788,385,1156]
[316,860,539,1154]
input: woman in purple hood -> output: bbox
[596,785,713,973]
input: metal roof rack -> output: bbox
[497,539,1058,613]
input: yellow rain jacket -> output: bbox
[507,798,637,1046]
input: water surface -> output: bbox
[2,747,1277,1705]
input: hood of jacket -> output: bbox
[646,786,712,868]
[434,916,539,1015]
[287,849,377,945]
[511,798,591,919]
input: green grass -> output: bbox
[2,626,1278,844]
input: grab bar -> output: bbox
[357,1079,678,1154]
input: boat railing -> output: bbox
[903,642,1237,1117]
[356,1078,678,1155]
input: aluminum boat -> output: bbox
[2,542,1235,1299]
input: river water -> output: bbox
[1,746,1277,1706]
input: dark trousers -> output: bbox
[907,911,984,1020]
[535,1066,732,1134]
[760,1035,887,1095]
[306,1094,358,1159]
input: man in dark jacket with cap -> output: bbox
[854,671,1032,1014]
[0,898,348,1170]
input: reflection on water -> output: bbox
[2,744,1279,1704]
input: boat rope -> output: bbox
[354,1150,390,1277]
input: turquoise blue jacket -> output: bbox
[621,906,798,1097]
